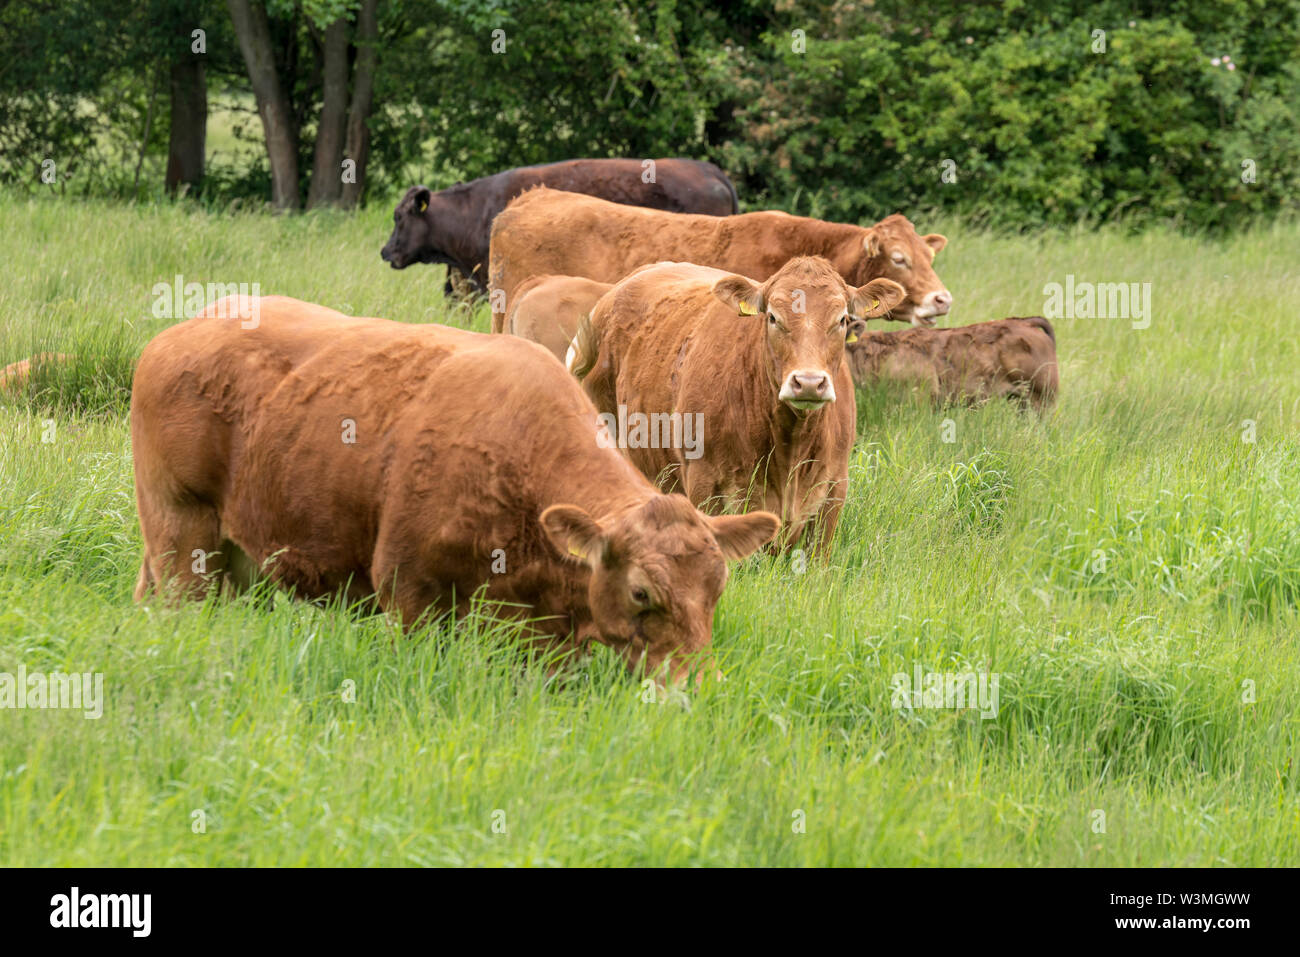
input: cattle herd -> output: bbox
[28,157,1059,686]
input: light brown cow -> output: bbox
[846,316,1059,412]
[573,258,904,554]
[506,274,613,363]
[0,353,73,391]
[130,296,778,684]
[489,187,949,334]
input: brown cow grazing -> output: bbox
[381,158,738,294]
[573,258,905,554]
[489,187,949,333]
[846,316,1059,412]
[0,353,73,391]
[506,274,613,363]
[130,295,779,684]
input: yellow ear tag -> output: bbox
[846,332,858,343]
[739,302,757,316]
[871,299,880,310]
[568,543,586,558]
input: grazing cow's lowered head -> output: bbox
[541,494,779,684]
[860,214,951,327]
[712,256,905,413]
[380,185,439,269]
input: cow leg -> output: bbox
[135,498,224,601]
[804,481,847,560]
[134,551,156,601]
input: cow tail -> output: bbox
[568,313,600,380]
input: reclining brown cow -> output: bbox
[381,158,738,294]
[489,187,950,333]
[846,316,1059,412]
[130,295,779,685]
[0,353,73,391]
[572,258,905,555]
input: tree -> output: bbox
[225,0,382,210]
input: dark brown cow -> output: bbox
[506,275,613,363]
[573,258,904,555]
[130,296,778,684]
[489,187,950,333]
[381,159,738,293]
[846,316,1059,412]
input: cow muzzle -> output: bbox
[911,290,953,327]
[780,369,835,410]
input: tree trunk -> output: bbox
[341,0,379,209]
[306,17,349,209]
[226,0,299,210]
[165,55,207,195]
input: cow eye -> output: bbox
[839,315,848,326]
[631,586,651,607]
[767,312,778,326]
[892,253,907,266]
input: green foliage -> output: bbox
[5,0,1298,228]
[717,1,1300,229]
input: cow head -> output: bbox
[712,257,905,413]
[861,214,951,326]
[380,185,436,269]
[541,495,779,685]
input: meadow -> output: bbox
[1,191,1298,866]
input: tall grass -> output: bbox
[0,193,1297,865]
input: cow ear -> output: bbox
[712,275,765,317]
[845,317,868,344]
[414,187,432,214]
[849,278,905,318]
[923,233,947,257]
[541,505,607,565]
[863,229,883,258]
[707,511,780,560]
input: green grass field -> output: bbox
[1,192,1298,866]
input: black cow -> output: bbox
[380,158,739,294]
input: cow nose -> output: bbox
[792,372,830,396]
[931,290,952,314]
[781,370,835,406]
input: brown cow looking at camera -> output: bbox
[506,275,614,363]
[381,158,738,294]
[572,258,905,555]
[489,187,949,333]
[846,316,1059,412]
[130,295,778,685]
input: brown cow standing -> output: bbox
[573,258,905,555]
[489,187,950,333]
[130,296,778,684]
[847,316,1059,412]
[381,158,738,294]
[506,275,613,363]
